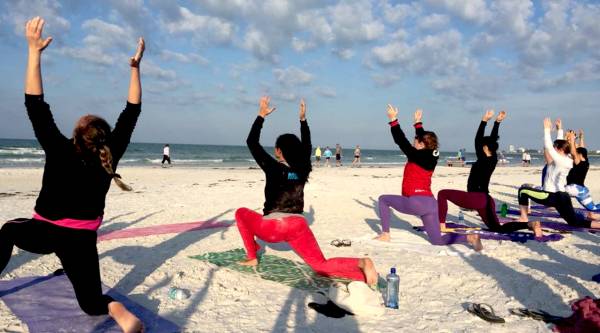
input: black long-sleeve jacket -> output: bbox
[466,121,499,193]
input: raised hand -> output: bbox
[25,17,53,52]
[414,108,423,123]
[555,118,562,130]
[299,98,306,121]
[387,104,398,121]
[496,110,506,122]
[578,129,584,138]
[566,130,576,143]
[544,118,552,131]
[129,37,145,68]
[482,109,494,122]
[258,96,276,118]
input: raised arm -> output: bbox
[387,104,417,158]
[23,17,67,153]
[566,131,582,165]
[299,99,311,158]
[555,118,564,140]
[247,97,278,171]
[475,110,494,159]
[544,118,565,164]
[491,110,505,140]
[578,129,585,148]
[111,38,145,162]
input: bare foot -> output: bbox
[238,258,258,266]
[358,258,378,286]
[108,301,143,333]
[528,221,543,238]
[466,234,483,252]
[586,211,600,220]
[374,232,390,242]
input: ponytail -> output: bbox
[98,145,132,191]
[73,114,132,191]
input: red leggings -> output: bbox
[235,208,365,281]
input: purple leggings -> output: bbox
[378,194,468,245]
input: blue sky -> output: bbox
[0,0,599,151]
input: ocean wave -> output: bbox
[1,158,45,163]
[0,147,45,155]
[145,158,224,164]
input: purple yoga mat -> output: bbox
[497,218,598,234]
[0,272,179,333]
[414,223,563,242]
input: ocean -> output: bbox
[1,138,597,168]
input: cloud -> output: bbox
[417,13,450,31]
[425,0,490,24]
[162,6,235,44]
[380,1,421,24]
[4,0,70,36]
[315,86,337,98]
[273,66,313,86]
[143,59,177,80]
[160,50,209,65]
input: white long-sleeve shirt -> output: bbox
[543,129,572,193]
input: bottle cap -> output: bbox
[391,267,396,274]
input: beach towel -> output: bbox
[553,297,600,333]
[98,220,231,242]
[414,223,563,242]
[190,248,348,292]
[0,271,179,333]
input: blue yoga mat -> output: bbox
[413,223,563,243]
[0,271,179,333]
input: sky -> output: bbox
[0,0,599,151]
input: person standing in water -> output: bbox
[234,97,378,285]
[335,144,342,167]
[161,144,171,167]
[314,146,322,167]
[0,17,144,332]
[323,146,333,167]
[375,104,482,251]
[437,110,542,237]
[352,145,361,167]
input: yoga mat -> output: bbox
[0,271,179,333]
[497,218,599,234]
[414,223,563,243]
[98,220,231,242]
[190,248,349,292]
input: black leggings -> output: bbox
[161,155,171,164]
[0,219,113,315]
[518,186,591,228]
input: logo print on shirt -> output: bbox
[287,172,299,180]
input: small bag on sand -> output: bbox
[328,281,385,317]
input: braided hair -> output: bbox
[73,115,132,191]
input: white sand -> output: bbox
[1,165,599,332]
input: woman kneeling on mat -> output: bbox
[235,97,378,285]
[0,17,144,333]
[375,104,482,251]
[437,110,543,238]
[518,118,600,229]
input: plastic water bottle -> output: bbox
[458,211,464,221]
[168,287,190,300]
[500,203,508,218]
[385,268,399,309]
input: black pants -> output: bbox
[518,186,591,228]
[0,219,113,315]
[161,155,171,164]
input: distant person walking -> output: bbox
[335,144,342,167]
[161,144,171,167]
[352,145,361,167]
[314,146,322,167]
[323,146,333,167]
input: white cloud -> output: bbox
[273,66,314,86]
[291,37,317,52]
[160,50,209,65]
[315,86,337,98]
[417,13,450,31]
[426,0,490,24]
[332,48,354,60]
[380,1,421,24]
[162,6,235,43]
[5,0,70,36]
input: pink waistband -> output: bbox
[33,212,103,231]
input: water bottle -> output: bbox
[168,287,190,300]
[500,203,508,218]
[385,268,399,309]
[458,211,464,221]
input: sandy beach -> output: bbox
[1,165,599,332]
